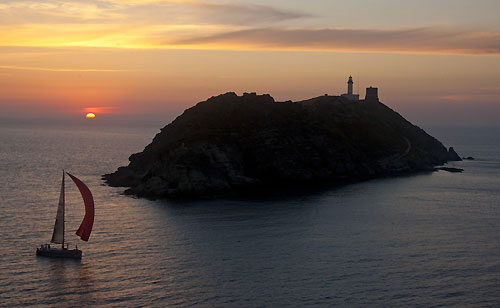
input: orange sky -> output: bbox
[1,0,500,126]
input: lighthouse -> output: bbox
[347,76,353,95]
[341,75,359,101]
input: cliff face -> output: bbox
[104,92,460,198]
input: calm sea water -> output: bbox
[1,121,499,307]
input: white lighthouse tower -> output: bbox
[341,75,359,101]
[347,76,354,95]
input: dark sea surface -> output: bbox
[1,121,499,307]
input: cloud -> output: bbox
[2,1,499,56]
[0,65,127,72]
[441,93,500,102]
[0,0,309,25]
[0,1,125,24]
[177,1,310,25]
[0,0,310,48]
[83,106,115,114]
[106,0,310,22]
[175,27,500,56]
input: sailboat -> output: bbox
[36,171,95,259]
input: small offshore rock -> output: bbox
[435,167,464,173]
[447,147,462,161]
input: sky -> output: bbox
[1,0,500,126]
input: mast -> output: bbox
[50,170,65,246]
[62,170,65,248]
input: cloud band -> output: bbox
[175,27,500,56]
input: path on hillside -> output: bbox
[376,137,412,166]
[401,137,411,157]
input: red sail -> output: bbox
[67,173,95,242]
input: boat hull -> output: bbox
[36,247,82,259]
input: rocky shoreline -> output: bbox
[104,92,461,199]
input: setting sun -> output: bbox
[86,113,96,119]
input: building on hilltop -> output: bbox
[341,76,360,101]
[338,75,380,103]
[365,86,379,102]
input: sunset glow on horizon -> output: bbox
[1,0,500,126]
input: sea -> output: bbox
[0,119,499,307]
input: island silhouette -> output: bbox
[104,81,461,199]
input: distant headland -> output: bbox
[104,77,461,199]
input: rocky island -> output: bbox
[104,86,461,199]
